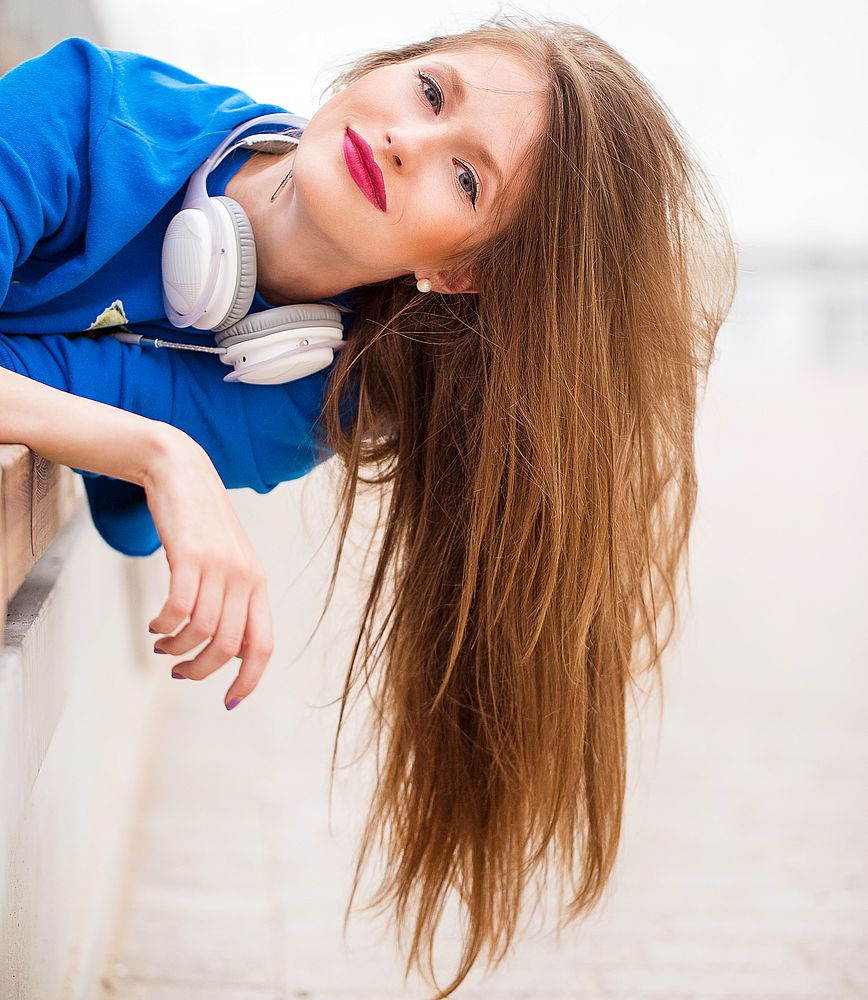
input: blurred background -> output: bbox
[1,0,866,997]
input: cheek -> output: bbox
[405,194,468,252]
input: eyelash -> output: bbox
[416,71,480,211]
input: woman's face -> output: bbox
[289,43,547,283]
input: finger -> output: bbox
[173,583,249,681]
[224,580,274,709]
[149,562,201,637]
[158,573,225,659]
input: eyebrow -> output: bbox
[428,60,504,198]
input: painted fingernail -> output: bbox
[154,646,167,655]
[171,670,186,679]
[226,698,242,711]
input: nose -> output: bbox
[385,132,401,168]
[383,124,443,173]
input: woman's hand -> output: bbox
[0,369,272,710]
[142,428,274,710]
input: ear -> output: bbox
[432,268,478,295]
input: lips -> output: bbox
[343,126,387,211]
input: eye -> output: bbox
[454,161,479,208]
[416,71,481,211]
[417,71,443,114]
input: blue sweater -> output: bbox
[0,36,359,556]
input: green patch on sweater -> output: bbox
[86,300,128,330]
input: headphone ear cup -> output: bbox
[214,302,346,384]
[214,302,343,348]
[211,196,257,333]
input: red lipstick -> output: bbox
[343,126,387,211]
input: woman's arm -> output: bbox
[0,366,274,711]
[0,364,176,485]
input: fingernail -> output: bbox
[149,626,159,634]
[171,670,186,679]
[154,646,167,655]
[226,698,242,711]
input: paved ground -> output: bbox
[97,332,868,999]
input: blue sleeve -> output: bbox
[0,333,336,556]
[0,37,114,304]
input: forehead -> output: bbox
[427,44,547,99]
[415,44,547,128]
[410,44,548,191]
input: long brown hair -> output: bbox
[304,11,736,996]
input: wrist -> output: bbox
[140,423,204,492]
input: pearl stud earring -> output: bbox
[416,277,432,293]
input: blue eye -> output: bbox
[454,163,478,207]
[416,71,480,211]
[417,71,443,113]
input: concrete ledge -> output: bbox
[0,505,169,1000]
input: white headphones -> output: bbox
[111,112,347,385]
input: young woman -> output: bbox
[0,12,736,997]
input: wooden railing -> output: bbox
[0,446,83,643]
